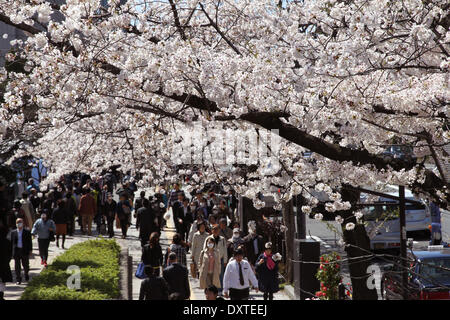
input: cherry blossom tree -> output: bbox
[0,0,449,299]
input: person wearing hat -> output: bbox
[255,242,281,300]
[223,247,258,300]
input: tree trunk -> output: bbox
[282,199,295,283]
[340,188,378,300]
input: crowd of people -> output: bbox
[137,183,283,300]
[0,173,282,301]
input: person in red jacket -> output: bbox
[78,188,96,236]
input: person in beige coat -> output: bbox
[190,221,209,278]
[203,224,228,290]
[198,238,221,289]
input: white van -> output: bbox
[361,187,431,250]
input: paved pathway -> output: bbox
[5,187,291,300]
[5,227,104,299]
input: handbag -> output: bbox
[135,262,147,279]
[49,230,55,242]
[163,211,171,221]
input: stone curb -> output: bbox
[119,247,132,300]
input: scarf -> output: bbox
[264,251,275,270]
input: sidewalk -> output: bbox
[5,228,101,300]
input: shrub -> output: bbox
[21,238,121,300]
[315,251,342,300]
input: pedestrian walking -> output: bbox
[255,242,281,300]
[52,200,68,249]
[78,188,96,236]
[167,183,185,213]
[227,228,244,260]
[136,198,157,247]
[116,193,132,239]
[139,265,169,300]
[10,218,32,284]
[190,221,209,278]
[141,232,163,276]
[198,237,221,290]
[12,199,26,229]
[0,218,12,300]
[163,252,190,300]
[134,191,146,216]
[64,191,77,236]
[219,218,232,240]
[188,211,205,246]
[165,233,187,267]
[103,193,117,238]
[31,210,56,267]
[223,247,258,300]
[175,198,193,242]
[242,221,264,266]
[204,224,228,291]
[216,200,232,222]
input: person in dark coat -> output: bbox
[242,226,264,267]
[162,252,190,300]
[52,200,68,248]
[103,193,117,238]
[136,198,157,247]
[139,265,169,300]
[64,192,77,236]
[141,232,163,276]
[10,218,33,284]
[174,198,193,242]
[255,242,280,300]
[0,217,12,300]
[134,191,146,216]
[116,193,132,239]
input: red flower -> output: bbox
[323,286,327,291]
[336,255,341,260]
[320,265,323,270]
[346,291,351,296]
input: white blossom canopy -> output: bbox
[0,0,449,210]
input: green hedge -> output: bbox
[21,238,121,300]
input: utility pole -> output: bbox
[399,185,408,300]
